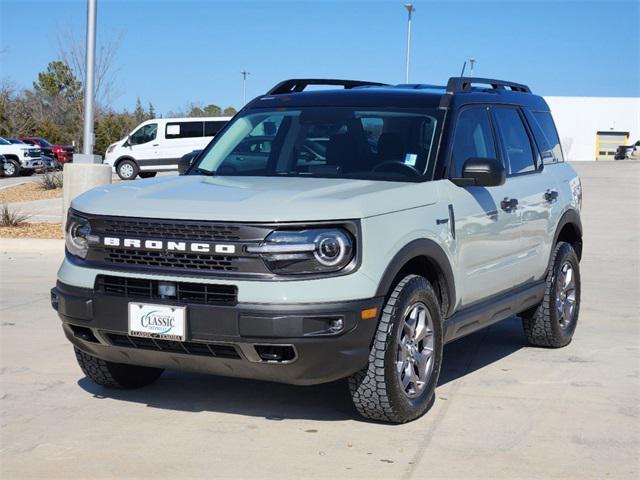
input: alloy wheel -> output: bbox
[556,261,577,328]
[396,302,435,398]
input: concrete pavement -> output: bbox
[0,162,638,479]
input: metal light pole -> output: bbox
[65,0,111,234]
[240,70,250,104]
[82,0,97,155]
[404,3,415,83]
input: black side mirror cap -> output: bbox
[178,150,202,175]
[452,157,506,187]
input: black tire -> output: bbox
[21,169,35,176]
[348,274,443,423]
[521,242,581,348]
[138,171,157,179]
[116,159,139,180]
[74,347,163,389]
[4,159,20,177]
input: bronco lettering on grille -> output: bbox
[101,237,237,254]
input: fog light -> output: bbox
[158,282,177,298]
[329,318,344,333]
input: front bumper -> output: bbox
[22,158,43,170]
[51,281,383,385]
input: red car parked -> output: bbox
[18,137,75,163]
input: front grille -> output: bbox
[100,219,245,241]
[95,275,237,305]
[105,333,241,359]
[26,149,41,157]
[80,215,274,277]
[104,249,239,272]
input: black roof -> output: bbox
[249,77,550,111]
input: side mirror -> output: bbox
[452,158,506,187]
[178,150,201,175]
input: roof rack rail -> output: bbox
[445,77,531,94]
[266,78,387,95]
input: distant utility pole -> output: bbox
[240,70,250,105]
[82,0,97,154]
[469,58,476,75]
[404,3,415,83]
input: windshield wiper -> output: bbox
[195,168,216,176]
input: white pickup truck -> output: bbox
[0,137,43,177]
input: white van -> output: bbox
[103,117,232,180]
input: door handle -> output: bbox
[544,189,559,202]
[152,143,159,147]
[501,197,519,212]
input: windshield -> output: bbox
[34,137,52,147]
[195,107,444,181]
[0,137,10,145]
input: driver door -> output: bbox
[443,106,523,307]
[127,122,158,162]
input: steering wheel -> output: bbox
[372,160,421,177]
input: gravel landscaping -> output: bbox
[0,182,63,203]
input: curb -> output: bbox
[0,180,30,191]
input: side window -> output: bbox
[205,121,227,137]
[165,121,204,140]
[129,123,157,145]
[524,110,564,164]
[451,108,497,177]
[493,108,536,175]
[360,117,384,147]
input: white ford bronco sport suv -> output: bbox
[52,78,583,423]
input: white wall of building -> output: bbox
[543,96,640,161]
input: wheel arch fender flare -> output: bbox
[375,238,457,318]
[551,208,583,264]
[114,156,137,168]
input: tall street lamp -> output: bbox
[240,70,250,105]
[404,3,415,83]
[82,0,97,154]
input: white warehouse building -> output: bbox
[543,96,640,161]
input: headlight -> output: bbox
[65,213,93,259]
[247,228,355,275]
[106,144,116,154]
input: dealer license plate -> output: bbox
[128,303,186,341]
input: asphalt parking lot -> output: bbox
[0,162,638,479]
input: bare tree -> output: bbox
[0,81,36,136]
[57,26,123,108]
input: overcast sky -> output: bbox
[1,0,638,115]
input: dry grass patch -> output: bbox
[0,222,63,239]
[0,181,63,203]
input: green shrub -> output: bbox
[39,172,64,190]
[0,204,31,227]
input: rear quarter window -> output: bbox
[525,110,565,164]
[205,121,227,136]
[166,121,205,139]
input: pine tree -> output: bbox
[147,102,156,120]
[133,97,145,123]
